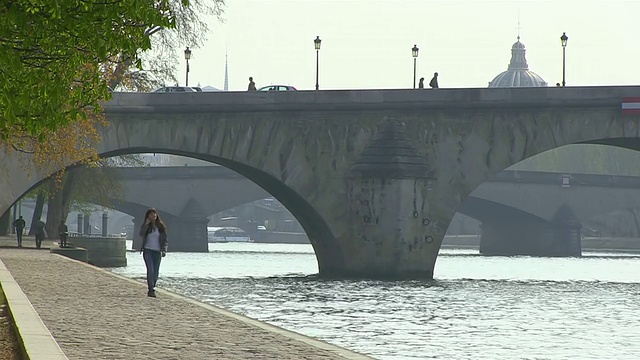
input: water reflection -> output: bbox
[111,242,640,359]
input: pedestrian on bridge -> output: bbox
[139,208,168,298]
[429,72,439,89]
[248,77,257,91]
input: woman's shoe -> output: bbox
[147,290,156,297]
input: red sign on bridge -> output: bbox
[622,97,640,114]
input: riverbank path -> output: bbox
[0,236,372,359]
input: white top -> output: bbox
[144,227,162,252]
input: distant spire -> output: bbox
[224,47,229,91]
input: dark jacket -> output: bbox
[14,218,25,229]
[35,220,46,236]
[139,224,168,253]
[429,76,439,89]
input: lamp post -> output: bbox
[184,46,192,86]
[412,44,419,89]
[314,36,322,90]
[560,32,568,87]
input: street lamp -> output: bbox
[314,36,322,90]
[184,46,192,86]
[412,44,419,89]
[560,32,568,87]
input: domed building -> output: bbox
[488,36,547,88]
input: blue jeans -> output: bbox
[143,249,162,291]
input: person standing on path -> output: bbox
[139,208,168,298]
[418,77,425,89]
[247,76,257,91]
[58,220,69,247]
[34,219,46,249]
[13,216,25,247]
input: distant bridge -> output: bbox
[462,170,640,255]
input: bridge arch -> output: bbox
[100,148,342,274]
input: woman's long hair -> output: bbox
[143,208,167,233]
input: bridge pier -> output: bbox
[131,217,143,251]
[479,221,553,256]
[340,120,440,278]
[165,217,209,252]
[168,199,209,252]
[550,205,582,256]
[479,205,581,256]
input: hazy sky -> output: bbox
[176,0,638,91]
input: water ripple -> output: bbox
[110,244,640,359]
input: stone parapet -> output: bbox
[66,235,127,267]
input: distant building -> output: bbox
[488,36,547,88]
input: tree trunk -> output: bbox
[0,210,10,236]
[60,171,78,222]
[29,191,46,235]
[44,171,80,239]
[46,179,65,239]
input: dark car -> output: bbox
[153,86,198,92]
[257,85,297,92]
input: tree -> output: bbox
[28,189,46,236]
[0,0,188,222]
[1,1,225,229]
[107,0,225,91]
[0,0,180,140]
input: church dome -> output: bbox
[488,36,547,88]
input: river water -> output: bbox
[109,242,640,359]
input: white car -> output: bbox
[257,85,297,91]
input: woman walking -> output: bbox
[139,208,168,297]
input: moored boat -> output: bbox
[207,227,252,243]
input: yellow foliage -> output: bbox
[1,110,107,184]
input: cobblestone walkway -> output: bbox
[0,249,371,360]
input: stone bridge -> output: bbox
[2,86,640,279]
[461,170,640,256]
